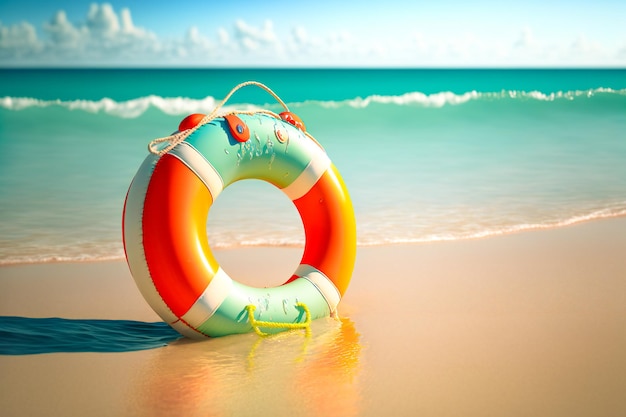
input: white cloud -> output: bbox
[44,10,81,45]
[0,20,42,58]
[43,11,85,48]
[22,3,160,64]
[87,3,120,36]
[186,27,212,48]
[83,4,158,59]
[286,25,322,58]
[172,26,215,61]
[234,19,277,48]
[292,26,308,46]
[231,19,283,59]
[217,28,229,45]
[120,8,152,39]
[0,3,624,67]
[284,27,389,65]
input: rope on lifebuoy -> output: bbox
[148,81,292,156]
[246,302,312,337]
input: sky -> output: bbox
[1,0,625,67]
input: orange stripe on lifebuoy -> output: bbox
[142,154,219,317]
[291,165,356,296]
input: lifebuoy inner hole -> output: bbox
[206,179,305,288]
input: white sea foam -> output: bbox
[2,206,625,265]
[1,88,624,118]
[337,91,481,108]
[0,250,126,266]
[357,204,626,246]
[0,95,258,119]
[307,87,626,109]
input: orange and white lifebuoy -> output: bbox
[122,82,356,338]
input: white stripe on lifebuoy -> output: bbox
[169,142,224,200]
[295,264,341,315]
[123,153,179,325]
[281,152,331,201]
[180,267,233,328]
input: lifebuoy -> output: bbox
[122,82,356,338]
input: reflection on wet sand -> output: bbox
[129,317,362,417]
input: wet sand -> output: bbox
[1,217,625,417]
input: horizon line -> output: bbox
[1,66,625,71]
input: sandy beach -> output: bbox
[1,217,625,417]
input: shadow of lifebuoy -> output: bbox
[0,316,182,355]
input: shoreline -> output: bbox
[1,216,625,318]
[1,216,625,416]
[2,213,626,268]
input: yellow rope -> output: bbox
[246,302,311,337]
[147,80,324,156]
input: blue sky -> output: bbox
[1,1,625,67]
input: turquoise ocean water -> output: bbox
[1,69,625,265]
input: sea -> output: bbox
[1,68,625,266]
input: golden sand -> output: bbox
[1,218,625,416]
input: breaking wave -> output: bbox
[1,88,624,118]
